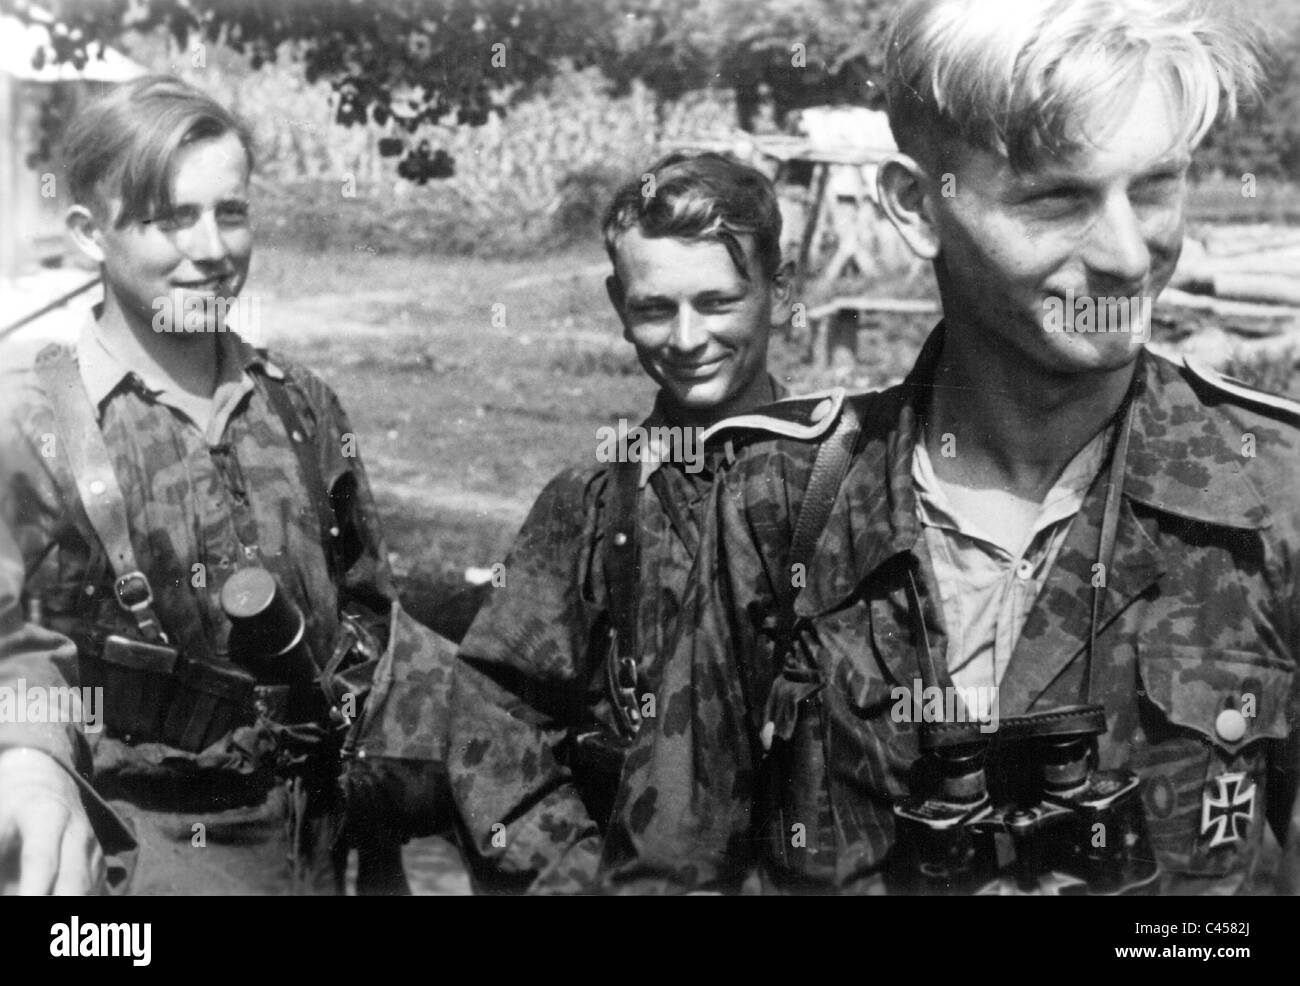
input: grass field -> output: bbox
[248,241,933,596]
[249,243,656,584]
[244,216,1300,597]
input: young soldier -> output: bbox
[445,152,842,892]
[601,0,1300,894]
[0,75,448,894]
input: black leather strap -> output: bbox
[261,374,339,582]
[758,396,865,749]
[603,458,642,738]
[775,395,864,637]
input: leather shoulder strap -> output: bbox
[33,346,167,643]
[602,458,642,738]
[260,370,340,580]
[776,394,866,631]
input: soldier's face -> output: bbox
[928,72,1188,375]
[609,229,788,420]
[95,131,252,337]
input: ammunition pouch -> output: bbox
[91,634,257,753]
[761,689,840,889]
[90,624,373,756]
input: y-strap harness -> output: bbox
[601,397,867,744]
[33,344,339,662]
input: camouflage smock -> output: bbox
[601,327,1300,895]
[447,383,825,893]
[0,322,412,891]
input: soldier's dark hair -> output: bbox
[602,152,783,281]
[63,74,254,228]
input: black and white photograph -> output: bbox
[0,0,1297,952]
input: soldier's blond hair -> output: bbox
[884,0,1265,171]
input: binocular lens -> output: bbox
[937,743,988,804]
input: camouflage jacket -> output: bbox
[447,382,849,893]
[0,321,396,789]
[601,328,1300,895]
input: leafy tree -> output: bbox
[604,0,892,129]
[11,0,1294,181]
[2,0,619,181]
[1198,23,1300,181]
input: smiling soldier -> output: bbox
[600,0,1300,895]
[0,75,451,894]
[444,152,845,892]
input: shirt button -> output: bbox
[810,398,832,423]
[89,479,106,496]
[1215,708,1247,743]
[1015,560,1034,580]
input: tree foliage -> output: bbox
[3,0,618,181]
[7,0,1298,182]
[5,0,895,177]
[602,0,892,127]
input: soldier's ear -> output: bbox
[767,259,795,328]
[66,204,107,266]
[877,153,940,261]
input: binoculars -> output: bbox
[221,567,322,723]
[890,704,1159,895]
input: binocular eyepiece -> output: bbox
[891,704,1158,895]
[220,567,317,689]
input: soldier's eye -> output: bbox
[631,303,673,320]
[217,202,250,226]
[1131,173,1183,206]
[146,206,199,231]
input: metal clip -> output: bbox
[114,570,169,643]
[607,628,642,738]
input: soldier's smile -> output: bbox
[662,355,726,380]
[609,228,787,426]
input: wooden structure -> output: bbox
[745,109,931,370]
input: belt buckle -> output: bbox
[114,571,154,612]
[114,571,168,643]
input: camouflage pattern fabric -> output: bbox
[447,385,793,894]
[0,322,404,893]
[0,519,85,774]
[601,326,1300,895]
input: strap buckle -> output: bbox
[606,630,642,738]
[115,571,168,643]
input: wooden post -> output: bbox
[811,313,831,371]
[794,163,831,302]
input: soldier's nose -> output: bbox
[183,211,233,266]
[1083,192,1151,286]
[668,305,707,352]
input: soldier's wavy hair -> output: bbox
[884,0,1266,172]
[63,74,254,228]
[602,152,783,281]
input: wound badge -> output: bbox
[1200,772,1256,849]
